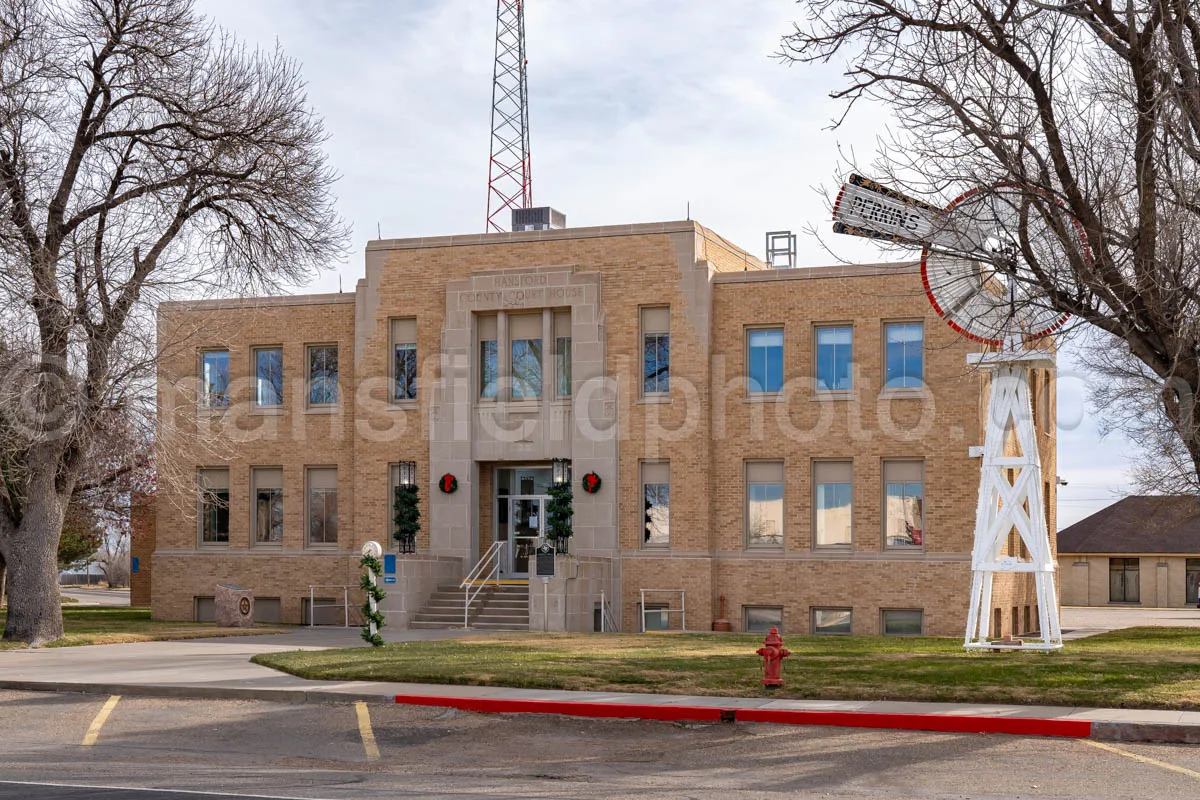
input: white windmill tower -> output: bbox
[833,176,1087,651]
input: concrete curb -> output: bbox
[4,679,1197,744]
[393,693,1193,743]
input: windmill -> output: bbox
[833,175,1087,651]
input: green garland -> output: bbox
[359,553,386,647]
[393,483,420,551]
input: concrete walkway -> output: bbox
[0,627,1197,744]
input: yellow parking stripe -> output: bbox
[81,695,121,747]
[355,701,380,761]
[1083,739,1200,781]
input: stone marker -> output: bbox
[214,584,254,628]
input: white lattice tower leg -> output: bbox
[964,350,1062,652]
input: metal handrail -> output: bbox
[460,540,505,628]
[599,590,620,632]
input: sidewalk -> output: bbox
[0,627,1197,744]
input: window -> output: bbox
[307,467,338,546]
[747,328,784,394]
[1109,558,1140,603]
[252,467,283,545]
[641,306,670,396]
[744,606,783,633]
[746,461,784,547]
[884,461,924,548]
[1187,559,1200,605]
[391,318,417,402]
[479,315,498,400]
[814,461,852,547]
[882,609,923,635]
[642,462,670,547]
[253,348,283,407]
[198,468,229,544]
[813,608,852,634]
[510,314,542,400]
[555,310,571,397]
[201,350,230,408]
[884,322,923,389]
[307,345,338,406]
[641,603,669,631]
[815,325,852,391]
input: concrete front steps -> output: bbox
[409,581,530,631]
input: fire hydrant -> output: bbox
[756,626,791,689]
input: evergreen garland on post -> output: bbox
[360,553,386,647]
[393,484,420,553]
[545,481,573,554]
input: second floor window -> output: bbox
[642,306,670,396]
[253,467,283,544]
[884,461,924,548]
[816,326,852,391]
[748,328,784,394]
[814,461,852,547]
[201,350,230,408]
[746,461,784,548]
[884,322,924,389]
[254,348,283,407]
[198,468,229,544]
[307,345,338,406]
[642,462,670,547]
[391,318,417,402]
[307,467,338,546]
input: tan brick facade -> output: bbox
[153,220,1057,636]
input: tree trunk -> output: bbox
[0,501,65,646]
[0,550,7,609]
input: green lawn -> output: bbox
[252,627,1200,710]
[0,606,286,649]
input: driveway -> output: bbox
[59,587,130,607]
[1061,605,1200,639]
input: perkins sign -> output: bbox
[831,174,942,245]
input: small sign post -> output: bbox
[535,543,555,578]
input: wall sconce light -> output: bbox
[398,461,417,487]
[552,458,571,486]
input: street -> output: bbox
[1,690,1198,799]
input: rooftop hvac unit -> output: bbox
[512,207,566,232]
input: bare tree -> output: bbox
[783,1,1200,493]
[0,0,345,644]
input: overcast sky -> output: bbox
[194,0,1134,528]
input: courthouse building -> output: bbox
[151,214,1058,636]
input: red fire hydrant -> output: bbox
[756,626,791,689]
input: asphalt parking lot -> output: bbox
[1,690,1198,799]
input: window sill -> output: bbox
[641,543,670,551]
[813,544,853,552]
[199,542,229,548]
[306,543,340,550]
[877,388,929,400]
[743,393,783,404]
[253,542,284,548]
[387,400,419,411]
[304,405,339,414]
[196,407,230,417]
[885,545,926,553]
[810,391,853,401]
[249,406,284,416]
[746,544,785,552]
[638,395,672,405]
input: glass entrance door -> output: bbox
[508,496,545,576]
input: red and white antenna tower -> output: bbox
[485,0,532,233]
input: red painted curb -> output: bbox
[735,708,1093,738]
[394,694,727,723]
